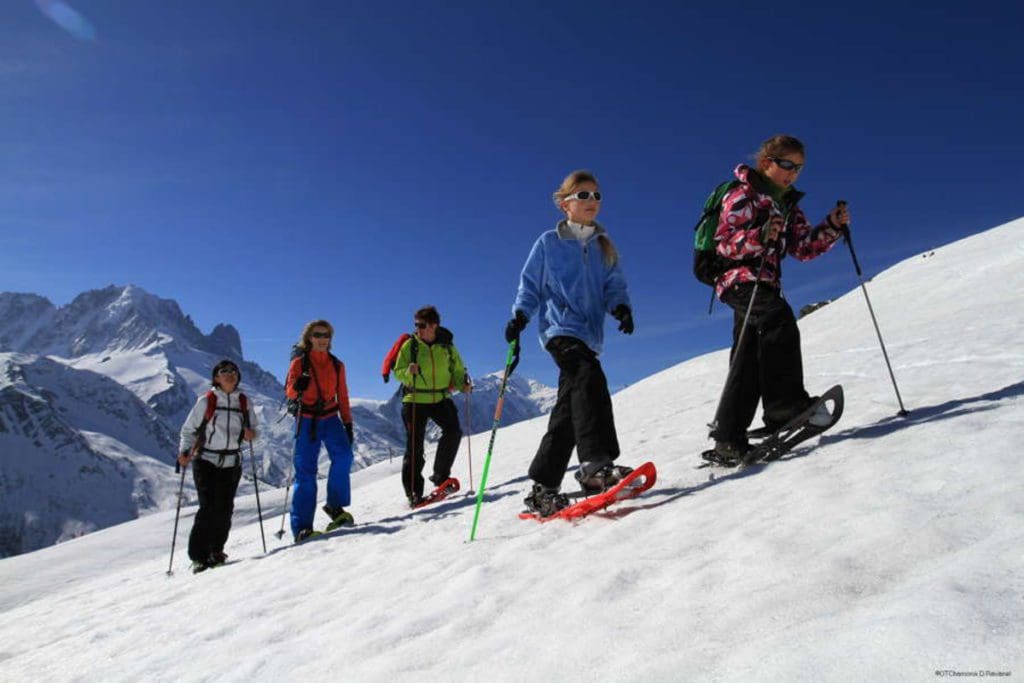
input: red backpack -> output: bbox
[380,333,414,383]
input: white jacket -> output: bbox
[178,388,259,468]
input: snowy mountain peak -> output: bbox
[207,323,243,359]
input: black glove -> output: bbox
[293,375,310,393]
[612,304,634,335]
[504,310,528,343]
[344,422,354,445]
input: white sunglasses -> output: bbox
[563,190,602,202]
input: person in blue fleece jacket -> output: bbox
[505,169,636,517]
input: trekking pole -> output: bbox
[709,203,791,435]
[709,248,773,433]
[469,339,518,542]
[464,389,474,490]
[166,464,188,575]
[248,441,267,553]
[409,373,418,501]
[274,471,293,540]
[836,201,909,416]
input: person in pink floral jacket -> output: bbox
[709,134,850,461]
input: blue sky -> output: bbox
[2,1,1022,400]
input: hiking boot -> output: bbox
[208,551,228,567]
[428,474,446,487]
[191,560,211,574]
[713,440,750,464]
[575,462,634,495]
[523,483,570,517]
[323,505,355,530]
[408,493,424,509]
[295,528,317,543]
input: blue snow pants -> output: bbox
[290,415,353,537]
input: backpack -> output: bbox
[381,333,416,383]
[692,179,741,287]
[381,327,462,391]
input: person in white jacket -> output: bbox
[178,359,257,573]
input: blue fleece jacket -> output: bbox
[512,220,631,355]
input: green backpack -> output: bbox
[692,179,740,287]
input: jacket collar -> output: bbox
[734,164,805,208]
[209,386,239,400]
[555,219,606,241]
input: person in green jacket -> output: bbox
[393,305,472,507]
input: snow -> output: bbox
[1,218,1022,680]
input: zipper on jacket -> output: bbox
[224,392,232,450]
[430,346,437,397]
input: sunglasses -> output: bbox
[216,367,238,376]
[414,321,428,329]
[310,332,332,339]
[564,190,602,202]
[769,157,804,172]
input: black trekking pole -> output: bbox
[166,464,188,576]
[836,201,909,417]
[274,471,293,540]
[248,441,267,553]
[709,241,775,438]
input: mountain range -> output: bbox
[0,285,554,557]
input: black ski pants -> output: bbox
[401,397,462,499]
[529,336,620,488]
[188,458,242,562]
[713,282,811,444]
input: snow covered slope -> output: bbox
[0,219,1021,680]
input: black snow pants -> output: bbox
[401,397,462,499]
[712,282,811,445]
[188,457,242,562]
[528,336,620,488]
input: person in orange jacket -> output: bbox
[285,319,355,541]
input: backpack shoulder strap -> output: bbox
[194,390,217,439]
[203,390,217,422]
[330,354,343,399]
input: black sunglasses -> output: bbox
[769,157,804,172]
[311,332,331,339]
[216,366,238,376]
[414,321,428,329]
[564,190,602,201]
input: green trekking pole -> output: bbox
[468,339,519,542]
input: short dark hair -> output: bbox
[211,359,241,387]
[414,305,440,325]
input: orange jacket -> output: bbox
[285,351,353,423]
